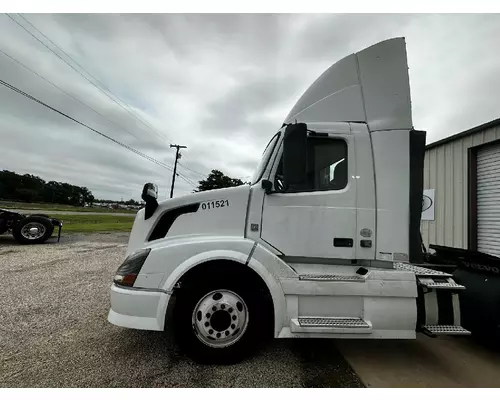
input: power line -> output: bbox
[16,13,169,145]
[0,78,196,189]
[13,13,170,144]
[6,13,171,145]
[177,161,207,178]
[6,14,221,191]
[179,160,250,183]
[182,174,198,187]
[0,47,140,141]
[0,47,194,191]
[0,78,167,170]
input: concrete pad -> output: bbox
[337,335,500,387]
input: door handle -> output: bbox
[334,238,353,247]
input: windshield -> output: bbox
[251,132,281,185]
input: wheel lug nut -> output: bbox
[216,332,221,338]
[212,306,217,311]
[225,331,229,336]
[228,308,233,313]
[206,313,211,318]
[232,315,236,321]
[221,304,225,310]
[231,324,235,329]
[204,322,209,327]
[209,329,213,334]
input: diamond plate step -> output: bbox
[291,317,372,334]
[417,276,465,290]
[299,274,365,282]
[422,281,465,290]
[421,325,471,336]
[298,317,370,328]
[394,263,452,277]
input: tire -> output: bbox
[12,216,54,244]
[29,213,51,219]
[173,272,272,364]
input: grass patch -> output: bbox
[52,214,135,233]
[0,201,137,214]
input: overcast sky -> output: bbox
[1,13,500,200]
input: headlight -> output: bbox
[113,248,151,287]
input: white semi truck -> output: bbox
[108,37,471,364]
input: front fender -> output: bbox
[163,248,250,291]
[144,237,289,336]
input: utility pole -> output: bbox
[169,144,187,198]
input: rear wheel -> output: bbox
[12,216,54,244]
[173,273,272,364]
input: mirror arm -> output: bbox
[261,178,287,195]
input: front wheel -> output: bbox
[12,216,54,244]
[173,278,269,364]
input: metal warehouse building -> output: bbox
[421,118,500,258]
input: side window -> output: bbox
[310,138,348,191]
[275,137,348,192]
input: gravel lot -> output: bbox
[0,233,363,388]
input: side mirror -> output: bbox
[283,123,308,188]
[141,183,158,220]
[142,183,158,201]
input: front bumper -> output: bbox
[107,283,170,331]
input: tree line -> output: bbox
[0,168,248,207]
[0,170,95,206]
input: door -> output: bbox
[477,142,500,257]
[260,132,356,259]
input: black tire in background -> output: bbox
[172,272,273,365]
[12,216,54,244]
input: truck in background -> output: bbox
[0,208,62,244]
[107,37,482,364]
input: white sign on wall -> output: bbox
[422,189,435,221]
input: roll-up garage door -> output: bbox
[477,142,500,257]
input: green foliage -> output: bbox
[0,170,95,206]
[50,214,134,232]
[195,169,245,192]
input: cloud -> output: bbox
[1,13,500,200]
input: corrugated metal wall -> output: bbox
[421,124,500,249]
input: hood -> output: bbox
[285,37,412,132]
[127,185,250,255]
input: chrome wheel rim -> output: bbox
[21,222,46,240]
[192,289,249,348]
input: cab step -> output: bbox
[417,277,465,290]
[421,325,471,337]
[299,274,365,282]
[291,317,372,334]
[299,317,370,327]
[394,263,452,277]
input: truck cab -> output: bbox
[108,37,469,364]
